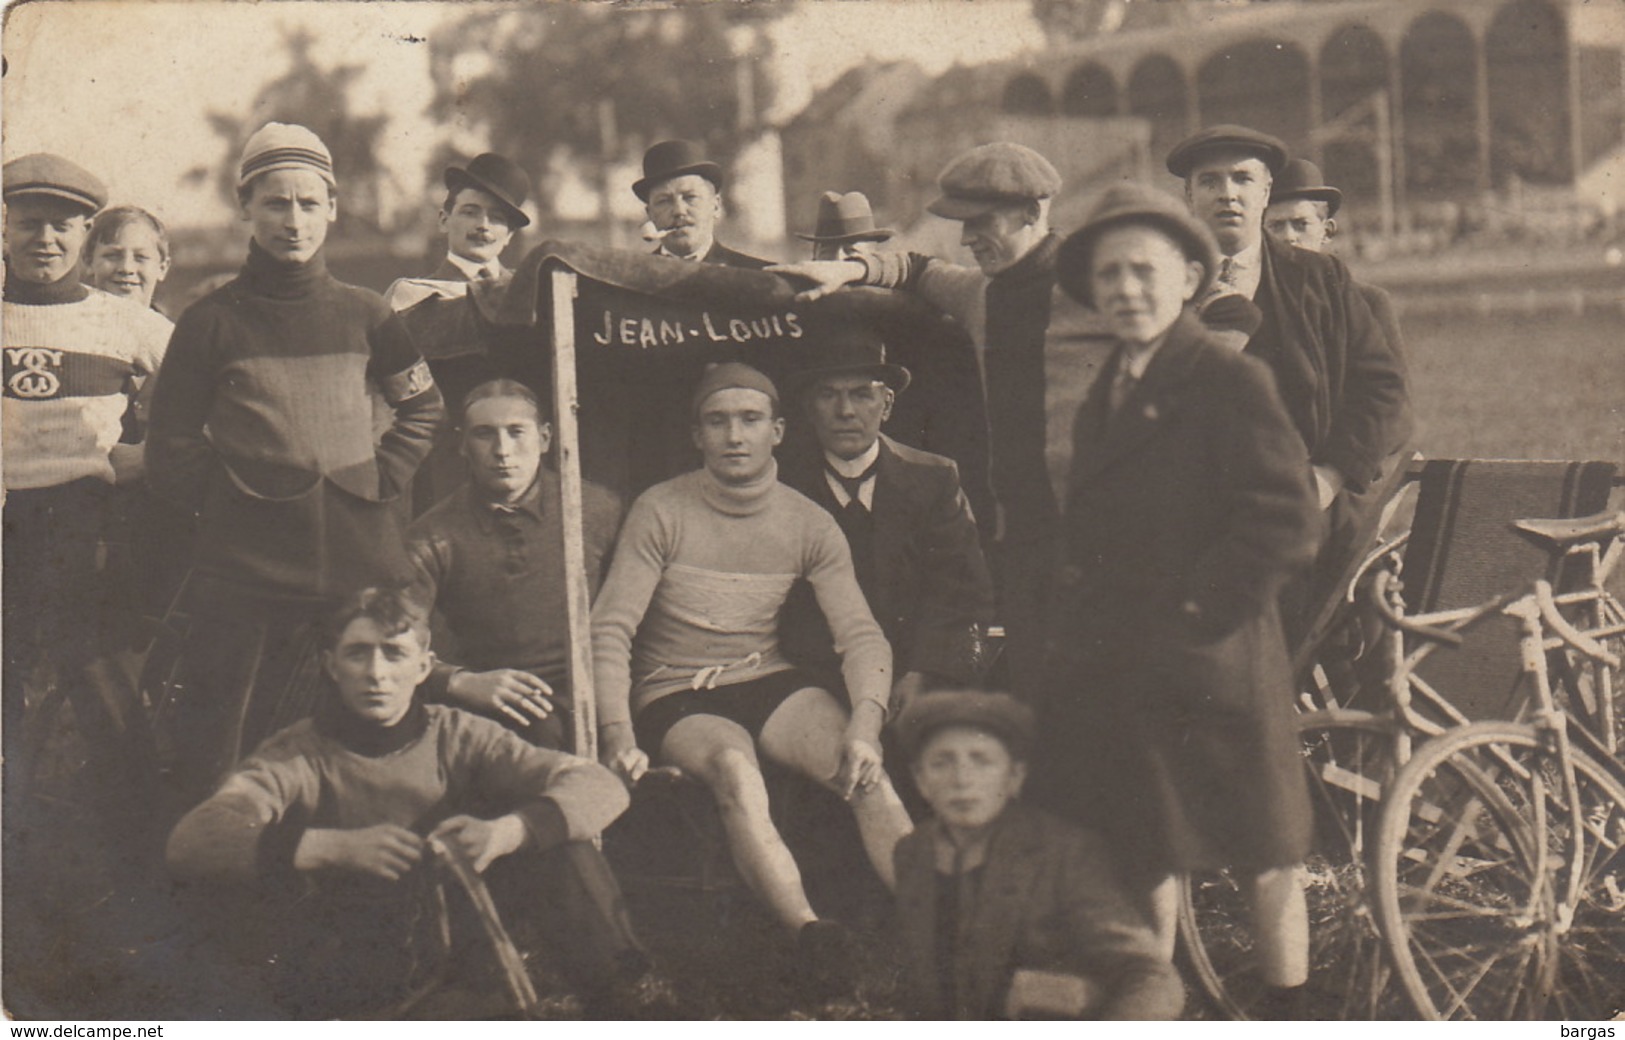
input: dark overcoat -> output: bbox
[1039,311,1320,877]
[893,804,1185,1020]
[780,434,995,685]
[1246,235,1412,493]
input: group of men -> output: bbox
[2,112,1409,1019]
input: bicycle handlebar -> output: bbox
[1368,570,1466,647]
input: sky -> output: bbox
[1,0,1045,229]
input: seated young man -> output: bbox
[408,379,622,750]
[166,587,646,1018]
[591,362,912,985]
[893,691,1184,1020]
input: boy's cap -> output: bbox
[2,153,107,214]
[1054,182,1219,309]
[1165,124,1289,178]
[896,690,1036,762]
[927,143,1061,221]
[691,362,779,418]
[238,122,336,190]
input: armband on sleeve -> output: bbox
[379,358,435,404]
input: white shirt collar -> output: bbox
[1221,241,1264,300]
[445,252,503,282]
[823,439,881,508]
[657,239,711,262]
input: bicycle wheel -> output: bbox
[1178,709,1412,1019]
[1373,721,1625,1020]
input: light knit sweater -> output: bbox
[3,281,171,490]
[592,461,892,730]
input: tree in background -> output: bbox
[184,27,392,231]
[427,3,785,225]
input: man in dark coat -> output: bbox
[633,140,770,269]
[1038,183,1320,1014]
[779,329,995,711]
[770,143,1067,703]
[385,153,537,513]
[1170,127,1412,644]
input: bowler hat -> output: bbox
[1054,182,1220,309]
[785,325,911,396]
[795,191,895,244]
[1165,124,1289,178]
[1269,158,1342,218]
[896,691,1035,762]
[444,153,532,228]
[633,140,724,202]
[928,142,1061,221]
[3,153,107,214]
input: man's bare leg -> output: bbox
[758,686,913,890]
[659,714,816,932]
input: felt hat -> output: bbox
[2,153,107,214]
[1054,182,1220,309]
[1269,158,1342,218]
[795,191,895,245]
[927,142,1061,221]
[1165,124,1289,178]
[238,122,336,189]
[690,361,779,418]
[784,325,911,395]
[633,140,724,202]
[896,691,1036,762]
[444,153,532,228]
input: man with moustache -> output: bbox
[147,122,444,802]
[635,140,770,269]
[386,154,536,513]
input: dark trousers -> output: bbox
[989,532,1057,703]
[3,481,159,850]
[179,840,644,1018]
[166,578,330,807]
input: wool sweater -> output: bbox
[166,702,629,885]
[408,475,623,701]
[591,462,892,730]
[146,242,444,598]
[3,270,172,490]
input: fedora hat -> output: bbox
[444,153,532,228]
[795,191,895,244]
[633,140,723,202]
[1269,158,1342,217]
[1165,124,1289,179]
[1054,182,1220,309]
[785,325,911,396]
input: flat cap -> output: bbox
[928,143,1061,221]
[1166,124,1288,178]
[895,690,1036,762]
[238,122,336,190]
[1269,158,1342,217]
[1055,182,1220,309]
[691,361,779,418]
[3,153,107,214]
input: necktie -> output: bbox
[1108,357,1139,418]
[827,459,879,514]
[1217,256,1236,291]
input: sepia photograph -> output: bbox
[2,0,1623,1023]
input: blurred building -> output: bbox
[781,0,1625,243]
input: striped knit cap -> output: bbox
[237,122,336,190]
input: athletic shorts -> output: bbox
[633,667,832,756]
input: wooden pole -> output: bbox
[549,266,596,763]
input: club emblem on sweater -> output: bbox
[5,347,64,398]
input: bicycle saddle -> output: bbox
[1510,510,1625,549]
